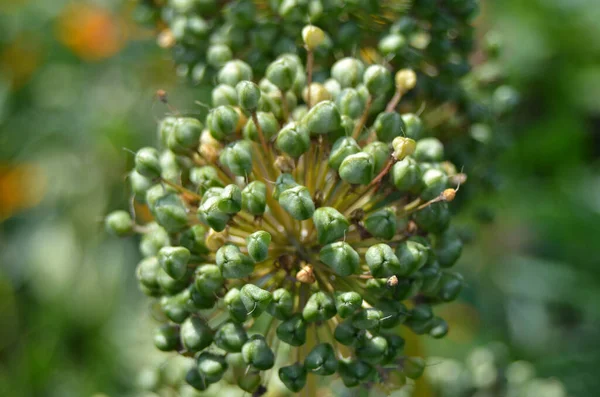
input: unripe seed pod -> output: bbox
[300,100,342,135]
[339,359,374,387]
[236,80,261,110]
[158,246,191,280]
[403,357,426,379]
[364,207,397,240]
[395,240,429,275]
[238,372,262,393]
[324,78,342,98]
[157,266,188,295]
[429,317,449,339]
[174,118,203,148]
[185,367,209,391]
[279,363,307,392]
[243,111,279,142]
[197,352,228,384]
[207,44,233,68]
[334,291,363,318]
[414,137,444,162]
[154,324,180,352]
[240,284,272,317]
[302,82,331,106]
[356,335,389,364]
[373,111,405,142]
[438,271,464,302]
[366,244,405,277]
[194,264,224,295]
[224,288,248,323]
[207,105,240,140]
[434,229,463,268]
[216,244,254,279]
[337,88,366,119]
[420,263,443,294]
[395,69,417,92]
[160,290,191,323]
[273,173,298,200]
[302,25,325,50]
[363,141,391,174]
[266,57,298,91]
[328,136,360,171]
[313,206,350,245]
[414,202,451,233]
[392,136,417,161]
[158,116,177,147]
[405,304,434,332]
[378,33,407,55]
[276,314,307,346]
[129,171,153,202]
[392,157,423,191]
[377,299,408,328]
[190,285,217,310]
[190,165,224,194]
[220,140,253,176]
[215,322,248,352]
[276,122,310,158]
[197,196,230,232]
[401,113,424,139]
[363,65,392,96]
[319,242,359,276]
[305,343,338,375]
[302,291,337,322]
[352,308,384,330]
[136,256,161,291]
[420,169,448,201]
[135,147,161,178]
[246,230,271,262]
[180,316,213,352]
[332,57,365,88]
[152,194,189,233]
[139,223,170,258]
[217,184,241,214]
[105,210,134,237]
[381,334,406,365]
[334,320,365,346]
[339,152,375,185]
[267,288,294,320]
[242,334,275,370]
[278,185,315,220]
[242,181,267,215]
[218,60,253,86]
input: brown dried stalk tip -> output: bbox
[296,264,315,284]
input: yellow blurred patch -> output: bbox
[56,4,126,61]
[0,164,47,221]
[437,302,481,343]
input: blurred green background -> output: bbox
[0,0,598,396]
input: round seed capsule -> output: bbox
[339,152,375,185]
[395,240,429,275]
[305,343,338,375]
[246,230,271,262]
[267,288,294,320]
[194,264,224,296]
[158,246,191,280]
[401,113,424,139]
[197,352,228,384]
[207,105,240,140]
[328,136,360,171]
[242,181,266,215]
[236,80,261,110]
[278,185,315,220]
[392,157,423,191]
[135,147,161,179]
[279,363,307,392]
[392,136,417,161]
[266,56,298,91]
[337,88,366,119]
[219,140,253,176]
[218,60,253,86]
[334,291,363,319]
[363,141,391,174]
[331,57,365,88]
[302,291,337,322]
[223,288,247,323]
[363,65,392,96]
[105,210,134,237]
[240,284,272,317]
[207,44,233,68]
[216,244,254,279]
[276,122,310,158]
[356,335,389,364]
[243,111,279,142]
[276,314,307,346]
[173,118,203,149]
[154,324,180,351]
[302,25,325,50]
[434,229,463,268]
[215,322,248,352]
[319,242,359,276]
[300,100,342,136]
[366,244,404,278]
[373,111,405,142]
[312,207,350,245]
[242,334,275,370]
[364,207,397,240]
[414,137,444,162]
[180,316,213,352]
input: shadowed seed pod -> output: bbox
[110,3,517,394]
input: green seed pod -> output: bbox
[313,207,350,245]
[218,184,242,213]
[279,363,307,392]
[202,186,224,203]
[273,173,298,200]
[382,334,406,365]
[215,322,248,352]
[135,147,161,179]
[302,291,337,322]
[190,166,224,194]
[236,80,261,110]
[324,78,342,98]
[391,136,417,161]
[438,272,464,302]
[414,202,451,233]
[434,229,463,268]
[197,196,231,232]
[160,290,191,323]
[319,242,359,276]
[363,65,392,96]
[158,116,177,147]
[242,181,267,215]
[158,246,191,280]
[352,308,384,331]
[403,357,426,379]
[105,210,134,237]
[216,244,254,279]
[136,256,161,292]
[405,304,434,333]
[207,105,240,140]
[364,207,397,240]
[139,224,170,259]
[267,288,294,320]
[363,141,390,174]
[185,367,209,391]
[220,140,253,176]
[356,335,389,364]
[331,57,365,88]
[302,25,325,50]
[154,324,180,351]
[276,314,307,346]
[180,316,213,352]
[152,194,189,233]
[278,185,315,220]
[336,88,366,119]
[243,111,279,142]
[246,230,271,262]
[414,138,444,162]
[218,60,253,87]
[419,263,442,294]
[173,118,203,149]
[421,168,449,201]
[373,112,405,142]
[305,343,338,375]
[392,157,423,191]
[190,285,217,310]
[395,240,429,275]
[334,320,366,346]
[334,291,363,319]
[301,102,342,138]
[212,84,238,107]
[401,113,424,139]
[194,264,224,296]
[328,137,360,171]
[207,44,233,68]
[197,352,228,384]
[339,152,375,185]
[339,359,374,387]
[266,56,298,91]
[377,299,408,328]
[224,288,248,323]
[429,317,449,339]
[276,122,310,158]
[240,284,272,317]
[366,244,405,277]
[129,171,153,202]
[238,372,262,393]
[378,33,407,55]
[242,335,275,370]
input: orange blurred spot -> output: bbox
[0,164,47,221]
[56,4,126,61]
[134,201,154,224]
[0,34,42,89]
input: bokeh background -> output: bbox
[0,0,599,396]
